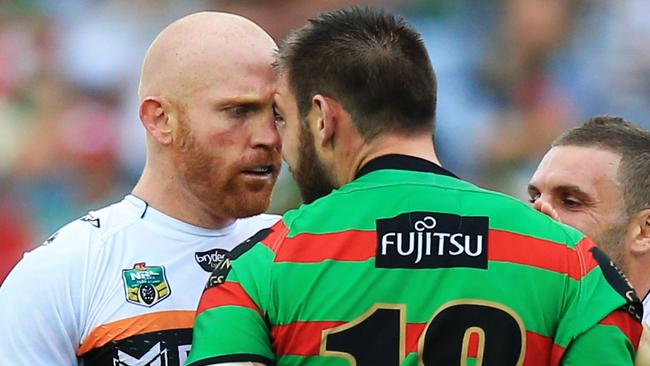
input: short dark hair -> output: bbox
[276,6,437,140]
[553,115,650,216]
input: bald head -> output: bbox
[138,11,276,102]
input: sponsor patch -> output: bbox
[204,255,233,290]
[376,211,489,269]
[591,247,643,321]
[122,263,171,307]
[194,248,230,273]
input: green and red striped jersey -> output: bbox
[187,154,643,366]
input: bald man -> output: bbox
[0,12,281,366]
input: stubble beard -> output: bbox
[594,220,629,274]
[292,122,336,205]
[170,115,277,221]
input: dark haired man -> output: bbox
[529,116,650,323]
[188,7,642,365]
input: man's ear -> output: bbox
[311,94,345,148]
[140,96,173,145]
[629,208,650,256]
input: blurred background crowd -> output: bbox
[1,0,649,281]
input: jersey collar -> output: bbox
[355,154,458,180]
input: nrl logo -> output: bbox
[122,263,171,307]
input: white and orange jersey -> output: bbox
[0,195,280,366]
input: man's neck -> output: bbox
[345,133,440,184]
[132,163,235,229]
[629,262,650,302]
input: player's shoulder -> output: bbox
[582,243,643,320]
[2,197,140,294]
[236,213,281,228]
[33,196,141,258]
[231,213,282,251]
[208,214,285,262]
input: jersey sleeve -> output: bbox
[558,239,643,365]
[0,223,90,365]
[186,227,280,366]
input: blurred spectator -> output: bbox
[417,0,582,198]
[558,0,650,128]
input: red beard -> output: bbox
[170,114,280,219]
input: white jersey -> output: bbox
[0,195,280,366]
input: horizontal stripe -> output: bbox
[274,230,375,263]
[197,282,261,317]
[272,321,343,355]
[490,232,597,280]
[272,228,593,279]
[77,310,194,355]
[272,260,565,333]
[271,321,424,356]
[601,308,643,347]
[271,320,556,361]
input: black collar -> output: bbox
[355,154,458,179]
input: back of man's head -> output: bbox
[277,6,437,141]
[553,115,650,217]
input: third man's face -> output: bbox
[528,145,627,255]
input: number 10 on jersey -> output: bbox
[321,300,526,366]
